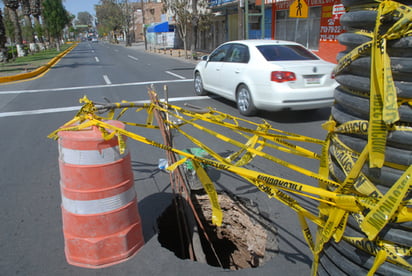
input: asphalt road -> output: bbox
[0,41,332,275]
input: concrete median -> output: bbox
[0,43,78,84]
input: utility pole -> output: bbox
[142,0,147,50]
[238,0,244,39]
[125,0,131,46]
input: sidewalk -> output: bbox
[120,41,208,64]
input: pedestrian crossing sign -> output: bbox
[289,0,308,18]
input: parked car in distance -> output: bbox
[194,40,338,116]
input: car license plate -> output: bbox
[304,77,321,85]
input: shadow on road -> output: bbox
[206,96,331,124]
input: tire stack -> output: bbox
[318,0,412,275]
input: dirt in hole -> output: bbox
[157,192,278,270]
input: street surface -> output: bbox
[0,41,331,275]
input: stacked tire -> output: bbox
[318,1,412,275]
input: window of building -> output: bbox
[275,6,321,50]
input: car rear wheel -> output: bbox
[194,72,207,96]
[236,85,257,116]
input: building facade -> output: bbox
[206,0,345,63]
[132,0,345,63]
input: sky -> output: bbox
[0,0,100,18]
[63,0,100,17]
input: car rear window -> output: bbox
[257,45,319,61]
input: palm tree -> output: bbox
[30,0,45,49]
[20,0,37,52]
[0,9,8,62]
[4,0,26,56]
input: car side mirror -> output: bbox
[201,55,209,61]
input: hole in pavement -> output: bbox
[157,191,278,270]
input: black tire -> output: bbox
[342,0,411,7]
[323,2,412,275]
[335,74,412,98]
[346,215,412,249]
[338,56,412,81]
[236,84,257,116]
[337,37,412,59]
[333,86,412,123]
[321,241,369,276]
[342,0,377,7]
[194,72,207,96]
[337,32,371,49]
[318,246,349,276]
[361,163,406,189]
[324,238,411,276]
[387,37,412,57]
[339,11,377,30]
[317,261,331,276]
[336,133,412,168]
[329,138,407,189]
[331,103,412,150]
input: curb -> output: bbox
[0,43,78,84]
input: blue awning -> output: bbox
[147,22,173,33]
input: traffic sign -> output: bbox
[289,0,308,18]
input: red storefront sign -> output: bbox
[268,0,344,41]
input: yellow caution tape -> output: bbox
[49,33,412,272]
[314,207,347,254]
[369,2,388,168]
[333,2,412,170]
[344,236,412,271]
[368,249,388,276]
[192,160,222,226]
[330,141,383,198]
[49,7,412,271]
[360,165,412,240]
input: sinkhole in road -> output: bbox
[157,192,278,270]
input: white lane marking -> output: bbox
[103,75,112,84]
[0,106,81,118]
[165,71,186,80]
[0,96,210,118]
[128,55,139,61]
[95,57,99,62]
[0,79,193,95]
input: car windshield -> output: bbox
[257,45,319,61]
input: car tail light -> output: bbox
[331,71,336,79]
[271,71,296,82]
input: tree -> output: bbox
[163,0,190,57]
[95,0,122,42]
[163,0,211,59]
[3,6,15,57]
[42,0,70,51]
[76,11,93,26]
[20,0,37,52]
[0,9,8,62]
[119,0,132,46]
[30,0,45,48]
[4,0,26,56]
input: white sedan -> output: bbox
[194,40,338,116]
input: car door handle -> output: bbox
[235,69,240,73]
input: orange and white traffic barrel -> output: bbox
[57,120,144,268]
